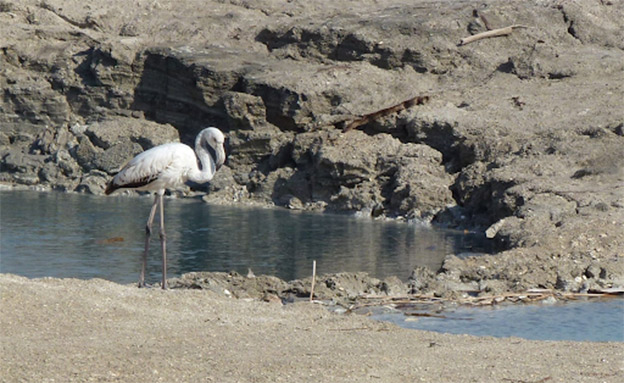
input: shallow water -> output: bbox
[1,189,622,342]
[0,190,487,284]
[371,298,624,342]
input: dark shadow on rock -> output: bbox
[130,51,229,142]
[73,48,98,86]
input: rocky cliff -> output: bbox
[1,0,623,293]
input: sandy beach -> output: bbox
[1,274,622,382]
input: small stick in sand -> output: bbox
[478,12,493,31]
[459,25,528,46]
[310,260,317,302]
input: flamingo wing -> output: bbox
[105,143,195,194]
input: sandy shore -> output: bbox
[1,274,622,383]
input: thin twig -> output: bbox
[309,260,317,302]
[479,12,493,31]
[459,25,528,46]
[329,327,372,331]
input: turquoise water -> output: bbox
[1,189,621,342]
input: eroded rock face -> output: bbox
[1,0,623,293]
[280,129,454,219]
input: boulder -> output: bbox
[84,117,179,150]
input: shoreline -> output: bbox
[1,274,622,383]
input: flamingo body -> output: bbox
[105,127,226,289]
[106,143,195,194]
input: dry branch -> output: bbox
[342,95,430,132]
[459,25,528,46]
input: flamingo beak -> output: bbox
[216,145,226,170]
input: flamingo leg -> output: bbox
[141,194,159,287]
[158,193,168,289]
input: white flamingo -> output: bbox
[105,127,226,289]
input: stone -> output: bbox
[1,149,46,177]
[0,131,10,146]
[85,117,179,150]
[222,92,268,130]
[73,135,102,172]
[408,267,435,293]
[93,141,144,174]
[54,149,82,178]
[76,170,109,194]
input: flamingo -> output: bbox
[105,127,226,289]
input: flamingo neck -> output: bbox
[188,144,216,184]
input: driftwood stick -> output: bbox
[342,95,430,132]
[309,260,317,302]
[460,25,528,46]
